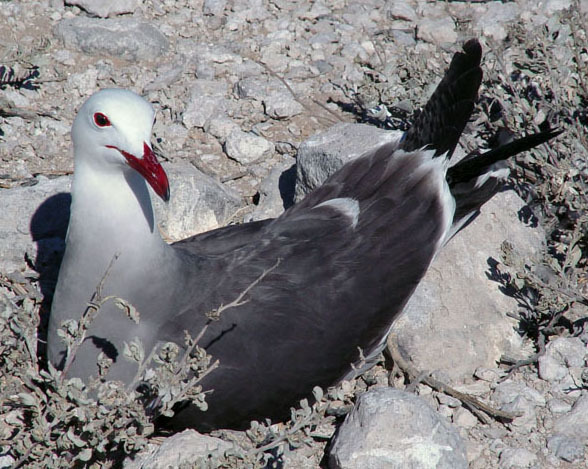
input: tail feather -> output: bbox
[446,128,563,239]
[400,38,483,158]
[447,128,564,186]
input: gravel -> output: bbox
[1,0,587,467]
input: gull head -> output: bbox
[72,88,169,201]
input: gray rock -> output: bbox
[153,161,243,241]
[330,387,467,469]
[224,129,274,165]
[65,67,98,96]
[417,17,457,45]
[206,115,240,143]
[541,0,573,15]
[391,190,543,381]
[202,0,227,16]
[54,17,168,61]
[547,434,584,463]
[553,393,588,440]
[474,3,519,42]
[144,62,184,92]
[65,0,142,18]
[235,75,304,118]
[294,123,402,201]
[182,80,228,129]
[387,3,418,22]
[538,337,587,382]
[453,407,477,429]
[264,93,304,119]
[123,429,231,468]
[491,381,545,434]
[547,398,573,415]
[497,447,537,468]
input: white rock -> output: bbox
[330,388,467,469]
[224,130,274,165]
[453,407,478,429]
[123,429,231,469]
[206,115,240,143]
[538,338,587,382]
[498,447,538,468]
[418,17,457,45]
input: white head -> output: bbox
[72,89,169,201]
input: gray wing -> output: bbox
[166,144,450,431]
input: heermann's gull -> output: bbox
[47,39,560,431]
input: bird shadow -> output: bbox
[278,163,296,210]
[29,192,71,358]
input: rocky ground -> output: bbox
[1,0,587,468]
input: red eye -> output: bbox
[94,112,111,127]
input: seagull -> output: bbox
[47,39,560,431]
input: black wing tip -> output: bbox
[546,127,564,140]
[447,127,563,185]
[462,38,482,62]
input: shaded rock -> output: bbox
[294,123,402,201]
[246,162,295,222]
[330,387,467,469]
[154,161,243,241]
[224,129,274,165]
[391,190,543,381]
[65,0,142,18]
[124,429,231,468]
[0,176,70,273]
[553,393,588,440]
[547,434,584,463]
[54,17,168,61]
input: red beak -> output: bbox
[110,142,170,201]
